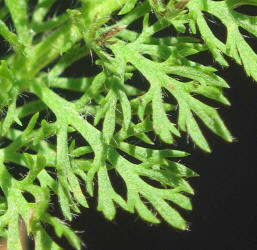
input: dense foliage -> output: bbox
[0,0,256,249]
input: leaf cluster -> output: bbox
[0,0,256,249]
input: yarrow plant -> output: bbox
[0,0,256,249]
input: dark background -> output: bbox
[65,6,257,250]
[67,58,257,250]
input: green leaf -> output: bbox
[97,165,128,220]
[119,0,138,15]
[94,91,114,126]
[112,41,231,151]
[190,98,232,142]
[0,21,25,53]
[32,0,55,24]
[116,85,131,131]
[132,193,160,223]
[86,156,104,197]
[57,182,73,221]
[22,153,46,184]
[162,65,229,88]
[114,116,153,144]
[152,86,180,143]
[136,90,154,121]
[117,141,189,164]
[1,96,22,136]
[192,85,230,106]
[71,146,93,157]
[34,225,62,250]
[188,0,257,81]
[45,215,81,250]
[107,148,191,230]
[56,124,88,209]
[5,0,31,45]
[186,111,211,152]
[23,112,39,137]
[103,94,117,144]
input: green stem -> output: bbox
[12,0,129,81]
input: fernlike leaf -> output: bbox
[97,164,128,220]
[188,0,257,81]
[107,148,192,230]
[112,41,232,151]
[0,0,255,249]
[152,86,180,143]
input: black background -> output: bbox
[65,6,257,250]
[67,57,257,250]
